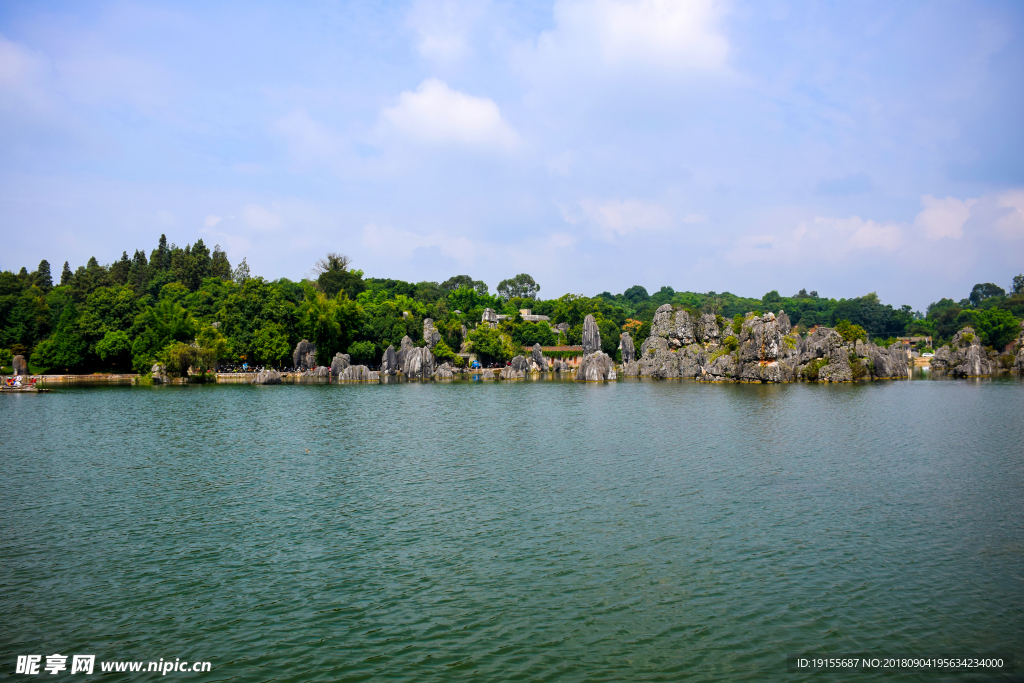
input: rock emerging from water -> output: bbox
[531,343,548,372]
[619,332,636,363]
[330,353,351,376]
[293,339,317,371]
[380,345,399,375]
[396,336,414,368]
[576,351,616,381]
[302,366,331,378]
[423,318,441,349]
[1014,321,1024,372]
[402,346,434,380]
[12,354,27,376]
[338,365,376,381]
[252,368,281,385]
[582,314,601,355]
[931,327,997,377]
[151,363,170,384]
[434,362,455,379]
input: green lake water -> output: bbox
[2,377,1023,681]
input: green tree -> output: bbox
[972,308,1019,349]
[95,330,132,370]
[467,325,514,364]
[299,286,361,364]
[31,302,87,372]
[34,260,53,292]
[835,319,868,343]
[497,273,540,299]
[968,282,1005,307]
[440,275,488,295]
[347,340,377,364]
[130,299,197,373]
[252,323,291,367]
[210,244,232,280]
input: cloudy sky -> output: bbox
[1,0,1022,309]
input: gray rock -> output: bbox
[380,345,398,375]
[510,355,530,373]
[932,327,996,377]
[251,368,281,385]
[801,326,835,364]
[302,366,331,378]
[338,365,375,381]
[482,308,498,325]
[738,360,784,383]
[619,332,636,363]
[499,365,525,379]
[637,340,680,378]
[293,339,317,371]
[402,346,434,380]
[330,353,351,376]
[554,322,570,339]
[434,362,455,379]
[552,359,571,373]
[1014,321,1024,372]
[700,352,738,381]
[869,343,910,379]
[575,351,616,381]
[531,343,548,371]
[396,336,414,368]
[696,314,721,345]
[818,332,853,382]
[423,318,441,349]
[777,310,792,335]
[677,344,706,378]
[621,360,641,376]
[582,314,601,355]
[650,304,695,347]
[737,312,780,363]
[151,363,170,384]
[12,354,27,376]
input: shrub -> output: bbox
[961,332,974,344]
[835,319,868,343]
[849,352,868,380]
[347,340,376,365]
[431,339,458,364]
[722,335,738,352]
[732,314,743,335]
[802,358,829,381]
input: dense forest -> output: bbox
[1,235,1021,374]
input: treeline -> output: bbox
[0,235,1021,374]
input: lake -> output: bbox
[2,376,1022,681]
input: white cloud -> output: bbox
[913,194,976,240]
[361,223,479,262]
[380,79,518,149]
[242,204,281,231]
[577,198,694,239]
[274,108,344,169]
[732,214,904,265]
[406,0,484,62]
[529,0,729,76]
[994,190,1024,239]
[204,215,223,227]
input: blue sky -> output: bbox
[1,0,1022,309]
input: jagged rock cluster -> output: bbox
[330,353,350,376]
[380,345,398,375]
[150,362,170,384]
[293,339,317,371]
[338,365,377,381]
[12,354,27,376]
[1015,321,1024,372]
[931,327,998,377]
[576,315,616,381]
[251,368,281,385]
[423,318,441,349]
[623,304,910,383]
